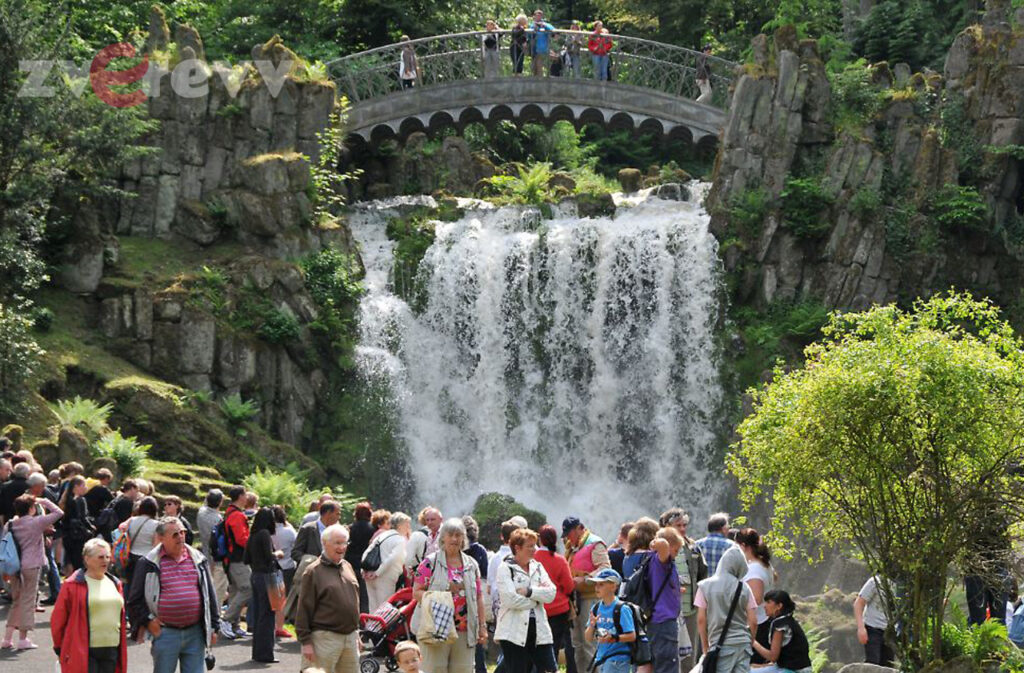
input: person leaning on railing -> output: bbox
[399,35,420,89]
[482,21,501,78]
[588,21,613,81]
[696,44,713,104]
[511,15,528,75]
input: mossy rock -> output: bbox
[88,457,120,482]
[617,168,642,193]
[30,440,59,470]
[471,492,546,549]
[2,424,24,451]
[577,192,616,219]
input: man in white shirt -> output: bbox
[854,575,894,666]
[405,506,443,572]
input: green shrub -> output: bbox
[220,393,260,436]
[0,302,44,416]
[849,187,882,219]
[829,60,883,131]
[483,162,556,206]
[257,309,301,344]
[930,184,988,232]
[214,103,245,118]
[733,301,830,391]
[938,605,1024,670]
[31,306,54,332]
[51,396,112,439]
[243,466,314,523]
[387,215,436,308]
[93,430,150,477]
[781,177,835,238]
[728,186,771,239]
[301,248,364,310]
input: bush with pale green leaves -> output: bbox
[730,291,1024,668]
[93,431,150,478]
[51,396,112,439]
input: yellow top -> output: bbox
[86,575,123,648]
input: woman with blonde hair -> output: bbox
[510,14,528,75]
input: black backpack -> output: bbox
[94,496,122,536]
[620,553,673,621]
[590,600,653,667]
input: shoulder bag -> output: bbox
[701,581,745,673]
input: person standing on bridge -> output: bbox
[530,10,555,77]
[482,20,501,78]
[399,36,420,89]
[511,15,528,75]
[563,21,584,77]
[588,22,613,81]
[696,44,713,104]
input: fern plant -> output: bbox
[220,393,260,436]
[51,396,112,439]
[92,431,150,477]
[484,162,556,206]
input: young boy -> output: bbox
[585,568,637,673]
[395,640,425,673]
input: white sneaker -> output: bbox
[16,638,37,650]
[219,622,237,640]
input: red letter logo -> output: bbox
[91,43,149,108]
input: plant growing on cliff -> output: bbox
[781,176,834,238]
[930,184,988,232]
[92,430,150,478]
[727,186,770,240]
[220,393,260,436]
[308,106,360,220]
[484,162,556,207]
[729,291,1024,669]
[301,247,364,362]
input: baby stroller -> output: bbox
[359,587,418,673]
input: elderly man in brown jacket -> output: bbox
[296,523,361,673]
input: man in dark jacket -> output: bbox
[127,516,219,673]
[0,462,30,524]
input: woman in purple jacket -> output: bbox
[3,493,64,649]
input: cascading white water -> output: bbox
[349,190,723,536]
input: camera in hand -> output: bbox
[205,653,216,670]
[596,628,612,640]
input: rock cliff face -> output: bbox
[708,4,1024,312]
[54,15,359,453]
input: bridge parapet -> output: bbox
[327,31,738,143]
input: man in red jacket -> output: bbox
[220,485,252,640]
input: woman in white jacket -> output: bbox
[363,510,411,611]
[495,528,558,673]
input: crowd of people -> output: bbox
[394,9,715,100]
[2,439,1010,673]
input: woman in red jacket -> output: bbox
[536,525,578,673]
[51,538,128,673]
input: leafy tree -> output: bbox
[0,302,44,417]
[729,292,1024,668]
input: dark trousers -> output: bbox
[648,619,678,673]
[358,573,369,614]
[89,645,119,673]
[965,574,1008,625]
[475,643,487,673]
[65,537,86,571]
[865,626,893,667]
[549,611,577,673]
[511,45,525,74]
[249,572,276,662]
[499,618,557,673]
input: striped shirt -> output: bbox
[157,550,202,628]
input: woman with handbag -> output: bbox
[412,518,487,673]
[244,507,283,663]
[694,547,757,673]
[363,510,410,611]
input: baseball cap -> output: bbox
[508,515,528,528]
[562,516,582,537]
[586,568,622,585]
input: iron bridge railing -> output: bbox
[326,30,739,111]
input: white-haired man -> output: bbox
[296,523,361,673]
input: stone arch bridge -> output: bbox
[327,30,738,150]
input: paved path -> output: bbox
[0,602,303,672]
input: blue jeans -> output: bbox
[46,546,61,599]
[152,623,205,673]
[599,656,631,673]
[592,54,609,81]
[648,619,678,673]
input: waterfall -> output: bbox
[349,190,723,536]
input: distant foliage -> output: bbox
[939,605,1024,671]
[51,396,113,439]
[257,309,302,343]
[728,186,771,238]
[484,163,557,206]
[244,465,366,523]
[93,430,150,477]
[302,248,364,310]
[829,61,883,131]
[0,303,45,416]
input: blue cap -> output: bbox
[586,568,622,585]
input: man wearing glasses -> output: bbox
[127,516,220,673]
